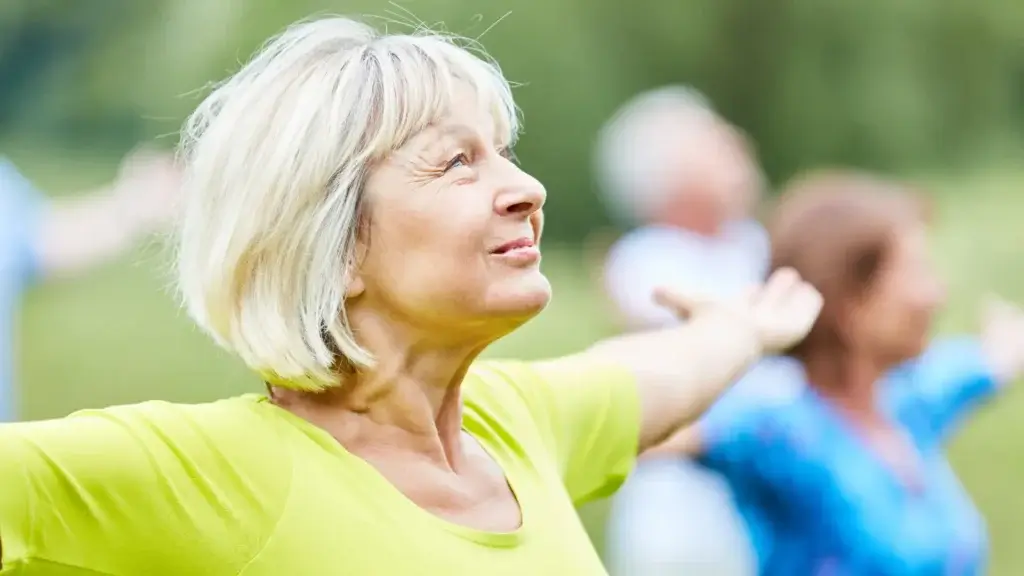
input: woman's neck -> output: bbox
[271,311,491,472]
[804,351,886,419]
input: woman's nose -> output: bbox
[495,171,546,218]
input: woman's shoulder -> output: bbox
[462,357,634,419]
[49,394,274,440]
[704,394,815,439]
[460,359,581,441]
[461,360,540,418]
[700,384,824,466]
[8,394,290,485]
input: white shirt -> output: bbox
[603,219,770,329]
[603,219,770,576]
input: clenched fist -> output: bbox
[653,267,823,354]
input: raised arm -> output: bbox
[540,268,822,456]
[898,297,1024,443]
[34,148,179,279]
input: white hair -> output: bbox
[593,86,720,225]
[175,16,519,391]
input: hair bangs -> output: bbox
[355,36,519,163]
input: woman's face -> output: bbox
[851,223,946,363]
[351,85,550,342]
[663,123,762,235]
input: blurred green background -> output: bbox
[4,0,1024,573]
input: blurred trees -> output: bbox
[1,0,1023,240]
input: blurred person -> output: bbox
[0,17,824,574]
[595,86,770,330]
[598,87,770,576]
[0,149,178,422]
[655,170,1024,574]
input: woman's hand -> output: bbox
[653,267,823,355]
[573,267,821,454]
[980,296,1024,384]
[636,269,821,458]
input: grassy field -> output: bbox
[12,153,1024,573]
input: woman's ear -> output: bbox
[345,274,365,299]
[345,248,367,299]
[344,217,373,300]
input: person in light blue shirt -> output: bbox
[597,86,770,575]
[0,159,42,422]
[0,150,179,421]
[669,170,1024,575]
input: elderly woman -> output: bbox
[657,171,1024,575]
[0,17,822,575]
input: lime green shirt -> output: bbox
[0,360,639,575]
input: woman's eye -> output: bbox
[444,153,470,173]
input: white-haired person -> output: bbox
[0,149,178,422]
[0,17,823,574]
[596,87,772,575]
[594,86,770,330]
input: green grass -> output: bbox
[13,154,1024,573]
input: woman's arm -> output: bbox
[899,297,1024,442]
[540,268,822,455]
[35,148,180,279]
[0,403,268,574]
[643,355,807,458]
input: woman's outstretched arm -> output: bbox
[538,268,822,455]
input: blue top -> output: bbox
[0,157,43,422]
[700,338,997,575]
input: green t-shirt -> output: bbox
[0,360,639,574]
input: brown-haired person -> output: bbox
[653,170,1024,574]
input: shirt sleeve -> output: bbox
[891,336,999,444]
[0,403,270,574]
[477,360,641,506]
[0,158,44,285]
[0,413,162,573]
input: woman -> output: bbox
[661,171,1024,575]
[0,17,823,575]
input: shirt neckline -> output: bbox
[246,394,529,548]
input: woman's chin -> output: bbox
[486,274,553,319]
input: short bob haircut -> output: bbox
[768,169,931,366]
[175,17,519,390]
